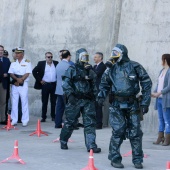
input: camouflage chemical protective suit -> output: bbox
[98,44,152,166]
[60,48,101,152]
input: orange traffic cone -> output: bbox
[1,140,25,164]
[167,161,170,170]
[29,119,48,137]
[2,114,18,131]
[81,149,98,170]
[122,150,148,158]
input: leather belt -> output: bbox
[46,82,56,84]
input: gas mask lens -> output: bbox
[111,50,121,58]
[79,52,89,63]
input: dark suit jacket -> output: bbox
[32,60,58,90]
[0,57,11,89]
[93,62,106,90]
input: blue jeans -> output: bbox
[157,98,170,133]
[55,95,65,127]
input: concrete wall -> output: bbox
[0,0,170,131]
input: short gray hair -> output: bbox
[95,52,103,60]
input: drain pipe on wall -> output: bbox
[18,0,27,47]
[110,0,123,48]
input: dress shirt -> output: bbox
[42,62,56,82]
[97,61,102,66]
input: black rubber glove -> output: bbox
[140,106,149,115]
[68,94,76,105]
[98,98,105,106]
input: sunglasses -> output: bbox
[47,56,53,59]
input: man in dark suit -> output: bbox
[32,52,58,122]
[93,52,106,129]
[0,45,10,124]
[3,49,10,117]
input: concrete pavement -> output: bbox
[0,115,169,170]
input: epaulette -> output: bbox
[25,59,30,63]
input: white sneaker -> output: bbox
[11,122,17,126]
[22,123,28,127]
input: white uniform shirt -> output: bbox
[42,62,56,82]
[8,58,32,82]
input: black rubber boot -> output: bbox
[111,162,124,168]
[60,142,68,150]
[88,147,101,153]
[134,163,143,169]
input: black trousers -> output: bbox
[41,83,57,119]
[5,84,10,119]
[95,101,103,127]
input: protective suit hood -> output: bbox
[112,44,130,63]
[76,48,89,64]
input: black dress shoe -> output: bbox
[55,125,62,128]
[134,163,143,169]
[111,162,124,168]
[41,119,46,122]
[17,120,22,123]
[51,118,55,121]
[0,121,7,125]
[88,147,101,153]
[60,143,68,150]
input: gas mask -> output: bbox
[106,48,123,67]
[111,46,124,62]
[78,51,89,63]
[78,51,91,70]
[76,48,92,79]
[105,50,121,68]
[111,50,122,62]
[105,57,115,68]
